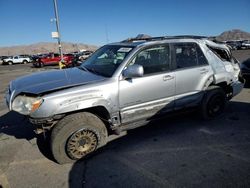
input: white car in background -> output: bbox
[79,51,93,61]
[3,55,31,65]
[242,40,250,49]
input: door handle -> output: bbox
[163,75,174,81]
[200,68,209,74]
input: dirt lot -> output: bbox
[232,49,250,62]
[0,51,250,188]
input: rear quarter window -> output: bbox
[173,42,208,69]
[207,45,231,62]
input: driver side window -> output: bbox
[131,45,170,75]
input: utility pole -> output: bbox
[52,0,64,69]
[105,24,109,43]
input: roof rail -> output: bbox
[121,35,215,43]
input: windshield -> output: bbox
[80,45,134,77]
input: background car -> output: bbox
[78,50,93,61]
[240,58,250,82]
[0,56,9,65]
[225,41,242,50]
[242,40,250,49]
[33,53,74,68]
[2,55,31,65]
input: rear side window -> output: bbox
[207,46,231,62]
[173,43,208,69]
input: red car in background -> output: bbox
[33,53,74,68]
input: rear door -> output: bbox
[119,44,175,124]
[51,53,60,65]
[171,42,213,109]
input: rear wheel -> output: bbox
[201,86,226,119]
[51,112,108,164]
[23,60,28,64]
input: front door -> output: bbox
[119,44,175,124]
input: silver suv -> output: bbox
[5,36,244,163]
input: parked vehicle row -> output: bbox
[225,40,250,50]
[1,50,94,67]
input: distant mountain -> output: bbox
[0,42,98,56]
[216,29,250,41]
[130,30,250,42]
[1,29,250,56]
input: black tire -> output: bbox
[51,112,108,164]
[201,86,226,120]
[23,60,28,64]
[34,62,40,68]
[39,62,44,67]
[8,61,13,65]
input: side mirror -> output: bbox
[123,64,144,78]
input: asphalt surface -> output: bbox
[0,54,250,188]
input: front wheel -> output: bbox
[51,112,108,164]
[201,86,226,119]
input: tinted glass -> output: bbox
[131,45,170,75]
[82,45,134,77]
[174,43,208,69]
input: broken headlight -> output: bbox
[12,95,43,115]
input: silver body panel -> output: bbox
[119,71,175,124]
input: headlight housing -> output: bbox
[12,95,43,115]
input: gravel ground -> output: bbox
[232,49,250,62]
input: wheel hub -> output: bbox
[66,129,98,159]
[208,95,224,116]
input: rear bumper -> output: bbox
[241,72,250,80]
[231,80,244,97]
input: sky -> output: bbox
[0,0,249,47]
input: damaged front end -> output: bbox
[29,114,65,134]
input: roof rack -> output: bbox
[121,35,215,43]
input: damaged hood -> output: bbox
[11,67,105,95]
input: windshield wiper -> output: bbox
[87,67,101,75]
[78,66,107,77]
